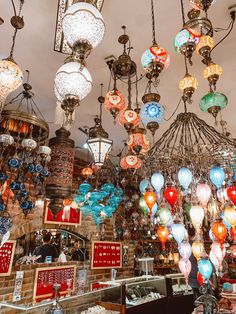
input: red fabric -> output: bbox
[46,206,81,224]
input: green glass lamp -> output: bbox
[200,92,228,118]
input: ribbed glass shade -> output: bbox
[0,59,23,101]
[87,137,112,166]
[140,101,165,126]
[119,109,140,127]
[54,61,92,102]
[203,63,222,80]
[200,92,228,112]
[196,35,214,53]
[141,45,170,72]
[62,2,105,49]
[179,74,198,91]
[174,28,200,52]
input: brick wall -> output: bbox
[0,215,134,314]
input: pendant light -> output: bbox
[179,258,192,285]
[190,205,205,230]
[227,186,236,206]
[144,188,157,215]
[196,183,212,206]
[151,172,165,194]
[178,167,193,192]
[0,1,24,110]
[179,240,192,262]
[211,218,228,248]
[192,239,205,261]
[87,86,113,166]
[198,258,213,281]
[157,225,169,250]
[141,0,170,78]
[171,222,187,245]
[224,205,236,227]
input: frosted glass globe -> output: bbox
[54,61,92,103]
[62,2,105,49]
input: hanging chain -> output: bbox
[9,0,24,59]
[127,75,132,110]
[151,0,157,45]
[180,0,186,26]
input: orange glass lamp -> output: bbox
[157,225,169,250]
[179,73,198,101]
[196,35,214,63]
[119,109,140,133]
[203,63,222,89]
[104,89,126,120]
[127,127,150,155]
[144,188,157,215]
[211,218,228,248]
[224,205,236,227]
[192,240,205,261]
[82,166,93,177]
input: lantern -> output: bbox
[82,167,93,177]
[211,219,228,248]
[224,205,236,226]
[45,127,75,217]
[210,166,225,190]
[196,35,214,58]
[179,240,192,262]
[197,272,204,286]
[151,172,165,193]
[174,28,200,63]
[210,242,226,270]
[141,45,170,77]
[157,225,169,250]
[140,101,165,136]
[177,167,193,192]
[192,240,205,261]
[178,258,192,285]
[217,188,228,204]
[230,225,236,239]
[198,258,213,281]
[120,155,142,170]
[104,89,126,120]
[144,189,157,215]
[207,199,219,219]
[127,127,150,155]
[163,186,178,210]
[190,205,205,230]
[139,179,150,194]
[87,136,112,166]
[200,92,228,119]
[203,63,222,88]
[159,207,172,225]
[227,186,236,206]
[196,183,212,206]
[171,222,187,245]
[119,109,140,133]
[179,74,198,101]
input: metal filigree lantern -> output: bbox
[45,127,74,217]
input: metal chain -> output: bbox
[180,0,186,26]
[9,0,24,58]
[151,0,157,45]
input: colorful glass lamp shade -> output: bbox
[227,187,236,206]
[179,240,192,262]
[179,258,192,285]
[196,35,214,62]
[127,127,150,155]
[163,186,178,211]
[159,207,172,225]
[200,92,228,118]
[119,109,140,133]
[196,183,212,206]
[139,179,150,194]
[190,205,205,230]
[82,167,93,177]
[211,219,228,248]
[210,166,225,190]
[120,155,142,170]
[203,63,222,89]
[172,222,187,245]
[224,205,236,226]
[179,74,198,101]
[140,101,165,136]
[141,45,170,77]
[144,189,157,215]
[192,240,205,261]
[198,258,213,281]
[157,225,169,250]
[151,172,164,193]
[104,89,126,120]
[178,167,193,191]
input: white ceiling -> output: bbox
[1,0,236,158]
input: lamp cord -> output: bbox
[151,0,157,45]
[180,0,186,26]
[164,97,182,122]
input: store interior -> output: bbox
[1,0,236,313]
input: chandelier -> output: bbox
[0,0,25,111]
[0,77,50,233]
[54,0,105,126]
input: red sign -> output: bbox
[33,265,76,302]
[91,241,122,269]
[90,282,111,291]
[44,202,81,226]
[0,240,16,276]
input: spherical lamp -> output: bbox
[211,218,228,248]
[196,183,212,206]
[224,205,236,226]
[127,127,150,155]
[151,172,165,193]
[157,225,169,250]
[178,167,193,192]
[210,166,225,190]
[159,206,172,225]
[119,109,140,133]
[192,240,205,261]
[198,258,213,281]
[179,240,192,262]
[120,155,142,170]
[140,101,165,136]
[203,63,222,88]
[172,222,187,245]
[200,92,228,118]
[144,189,157,215]
[179,74,198,101]
[227,186,236,206]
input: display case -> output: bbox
[165,273,194,314]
